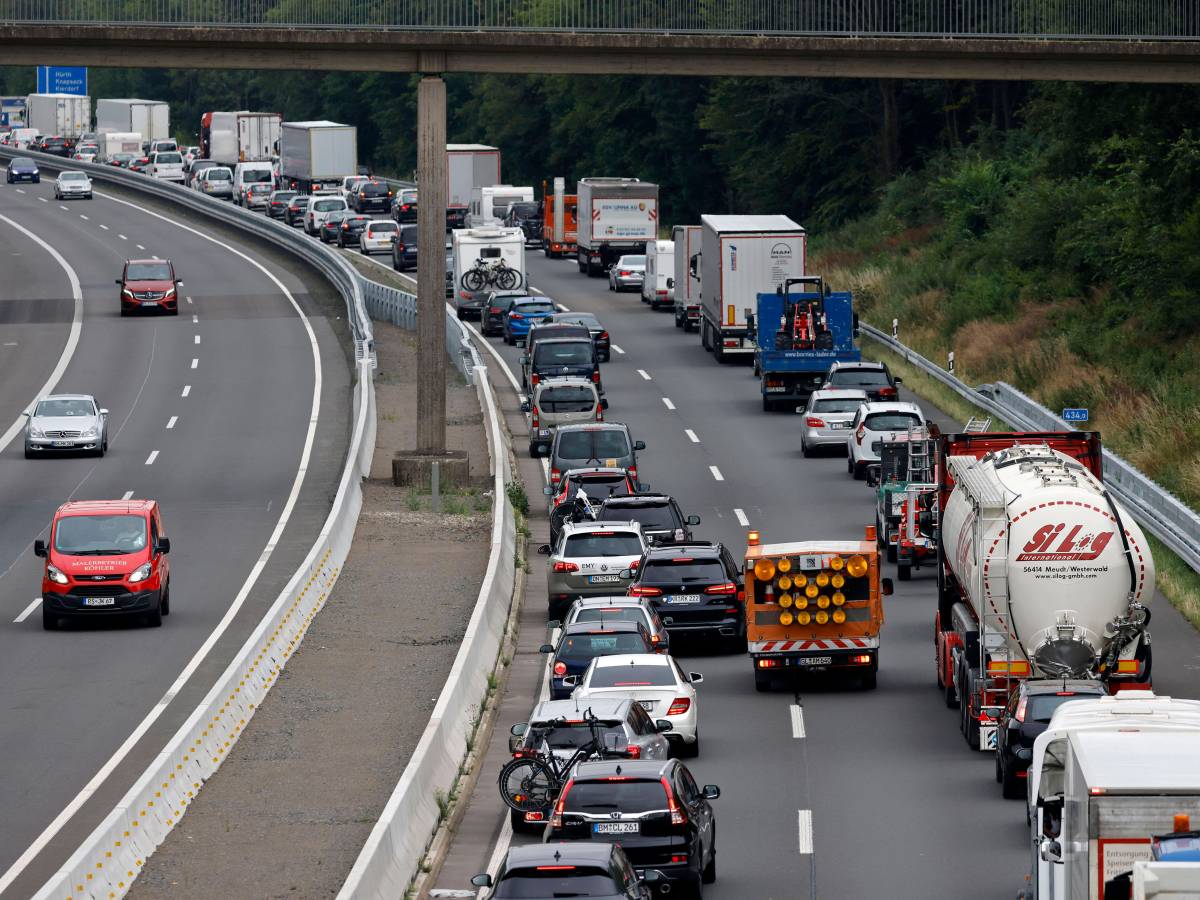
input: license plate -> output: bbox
[638,700,656,710]
[141,300,158,306]
[51,440,74,447]
[799,656,833,666]
[593,822,639,835]
[830,422,849,429]
[589,574,622,584]
[83,597,116,607]
[665,594,701,604]
[765,386,787,393]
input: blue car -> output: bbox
[6,158,39,184]
[503,296,557,346]
[539,621,655,700]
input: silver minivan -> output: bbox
[521,377,604,458]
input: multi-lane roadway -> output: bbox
[0,166,353,898]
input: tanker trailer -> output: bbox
[933,434,1153,751]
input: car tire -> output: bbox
[681,734,700,758]
[702,830,717,884]
[898,562,912,581]
[162,583,171,616]
[42,605,58,631]
[146,596,164,628]
[1001,761,1023,799]
[24,444,34,459]
[886,543,897,564]
[600,353,610,363]
[995,753,1003,784]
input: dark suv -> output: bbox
[550,424,645,490]
[597,494,700,546]
[628,542,745,646]
[523,335,602,395]
[472,844,658,900]
[39,136,71,157]
[505,200,544,247]
[822,361,902,402]
[351,179,392,213]
[995,678,1106,799]
[545,758,719,896]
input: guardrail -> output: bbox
[860,322,1200,574]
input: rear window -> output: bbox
[639,558,726,585]
[556,313,600,328]
[1027,693,1100,723]
[588,665,674,688]
[496,868,617,898]
[368,221,397,232]
[400,190,418,204]
[314,199,344,211]
[206,169,232,181]
[829,368,890,387]
[510,202,540,217]
[563,780,667,814]
[557,430,631,462]
[559,632,648,659]
[573,607,647,627]
[154,153,182,164]
[361,182,389,196]
[515,301,556,318]
[814,398,864,414]
[620,256,646,266]
[566,476,632,502]
[529,721,625,751]
[563,532,642,557]
[602,503,676,530]
[241,169,272,183]
[863,413,922,432]
[539,386,596,412]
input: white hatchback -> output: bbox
[570,653,704,757]
[359,219,398,255]
[847,401,928,479]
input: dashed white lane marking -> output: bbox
[636,369,651,381]
[14,189,24,194]
[193,335,200,345]
[734,508,749,527]
[144,450,159,465]
[37,197,46,203]
[798,810,813,854]
[121,490,134,501]
[181,385,191,397]
[118,234,127,241]
[611,344,625,355]
[190,358,198,369]
[58,205,67,211]
[685,429,699,443]
[99,224,109,230]
[166,416,177,430]
[79,214,88,220]
[790,704,806,738]
[185,296,193,304]
[191,314,198,324]
[136,244,145,250]
[662,397,675,410]
[709,465,724,481]
[14,599,41,624]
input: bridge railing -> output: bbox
[3,0,1200,38]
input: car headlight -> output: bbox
[47,564,69,585]
[128,562,152,584]
[80,425,99,438]
[29,424,45,438]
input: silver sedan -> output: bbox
[54,170,93,200]
[25,394,108,458]
[800,388,869,457]
[608,254,646,292]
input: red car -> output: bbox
[116,258,180,316]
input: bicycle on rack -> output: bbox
[461,257,521,292]
[498,709,623,814]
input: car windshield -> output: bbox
[60,172,87,181]
[127,263,173,281]
[155,153,182,164]
[272,192,296,201]
[563,532,642,557]
[573,607,646,628]
[529,721,625,751]
[864,412,922,432]
[314,199,343,211]
[1028,693,1100,723]
[207,169,232,181]
[243,169,272,183]
[588,665,675,688]
[829,369,890,387]
[289,196,309,206]
[35,398,93,417]
[619,256,646,267]
[603,503,676,530]
[535,342,593,367]
[54,514,147,555]
[639,559,726,585]
[538,386,595,413]
[515,302,556,318]
[559,632,648,660]
[496,868,617,898]
[813,398,865,414]
[558,431,631,462]
[563,780,666,814]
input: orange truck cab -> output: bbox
[34,499,171,631]
[744,527,891,692]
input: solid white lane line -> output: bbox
[194,334,200,345]
[709,465,724,482]
[637,369,651,381]
[611,344,625,355]
[0,214,84,455]
[790,704,806,738]
[685,429,700,443]
[166,416,177,430]
[662,397,675,410]
[734,508,749,527]
[99,223,109,230]
[121,490,134,500]
[144,450,158,465]
[14,599,41,624]
[798,810,814,854]
[190,358,198,369]
[182,385,191,397]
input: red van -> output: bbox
[34,499,171,630]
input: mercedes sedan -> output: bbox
[54,171,93,200]
[25,394,108,458]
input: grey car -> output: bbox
[521,377,603,458]
[800,388,870,457]
[549,423,645,489]
[608,254,646,292]
[25,394,108,458]
[541,520,646,620]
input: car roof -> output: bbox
[591,653,670,669]
[562,620,644,635]
[39,393,95,402]
[644,541,722,558]
[505,842,617,868]
[600,494,672,506]
[562,467,631,478]
[830,361,887,371]
[57,499,154,516]
[530,697,629,720]
[810,388,870,400]
[560,520,642,537]
[126,258,171,267]
[1022,679,1108,696]
[861,401,921,414]
[572,759,673,780]
[557,423,629,433]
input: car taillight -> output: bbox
[553,660,568,676]
[662,776,687,826]
[619,270,631,276]
[531,408,539,427]
[806,417,825,427]
[856,425,866,444]
[592,369,600,383]
[878,386,898,398]
[628,585,662,597]
[667,697,691,716]
[402,204,410,211]
[624,745,641,759]
[628,466,638,481]
[553,561,579,573]
[599,331,609,340]
[488,306,501,314]
[459,291,471,300]
[1015,695,1027,723]
[595,405,603,422]
[657,290,668,296]
[550,467,560,483]
[511,313,525,319]
[550,778,574,828]
[343,224,350,230]
[705,582,737,595]
[531,374,539,386]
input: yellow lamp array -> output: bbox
[762,554,868,627]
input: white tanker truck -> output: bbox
[933,431,1154,751]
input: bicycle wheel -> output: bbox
[499,757,558,812]
[462,268,486,292]
[495,266,519,291]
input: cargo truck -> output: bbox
[699,215,806,363]
[744,526,891,692]
[200,111,281,165]
[26,93,91,141]
[542,178,577,258]
[672,225,702,331]
[934,432,1155,752]
[96,99,169,142]
[279,121,357,195]
[749,275,860,411]
[575,177,659,276]
[447,143,501,230]
[100,131,143,162]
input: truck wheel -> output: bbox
[714,338,726,364]
[577,254,585,273]
[860,670,877,690]
[943,667,959,709]
[886,543,898,564]
[898,563,912,581]
[754,671,772,693]
[961,669,980,748]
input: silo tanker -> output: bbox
[932,431,1154,751]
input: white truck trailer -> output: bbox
[279,121,357,194]
[202,111,281,165]
[100,132,143,161]
[698,214,806,362]
[642,239,675,310]
[672,224,702,330]
[96,99,169,141]
[575,177,659,277]
[467,184,533,228]
[26,93,91,139]
[447,143,501,229]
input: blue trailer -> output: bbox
[751,276,861,412]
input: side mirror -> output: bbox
[619,568,633,580]
[547,619,561,629]
[600,398,609,410]
[537,543,552,555]
[538,643,554,654]
[893,376,903,385]
[633,440,646,451]
[99,408,109,416]
[561,674,579,687]
[654,719,673,733]
[115,278,123,285]
[34,539,47,558]
[881,577,894,596]
[702,784,721,800]
[689,672,704,684]
[1039,839,1062,864]
[543,486,554,496]
[155,537,171,555]
[520,400,531,413]
[520,355,529,365]
[471,874,493,888]
[509,722,528,737]
[666,278,674,289]
[686,515,701,526]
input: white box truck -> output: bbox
[202,111,281,165]
[467,184,534,228]
[642,239,675,310]
[451,227,526,317]
[26,93,91,140]
[96,99,169,142]
[279,121,357,194]
[100,132,143,161]
[698,214,806,362]
[447,143,501,229]
[672,224,702,331]
[575,177,659,276]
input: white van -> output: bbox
[148,138,178,155]
[641,239,675,310]
[11,127,38,149]
[147,150,186,183]
[233,161,275,207]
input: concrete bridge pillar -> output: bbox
[416,65,448,455]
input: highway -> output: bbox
[0,172,353,897]
[470,252,1200,899]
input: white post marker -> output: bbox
[790,704,806,738]
[798,810,814,854]
[892,317,898,340]
[948,351,955,375]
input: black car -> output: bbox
[822,361,902,402]
[505,199,544,247]
[39,136,71,157]
[995,678,1105,799]
[551,311,612,362]
[472,843,659,900]
[337,214,372,247]
[446,204,467,229]
[481,291,532,336]
[540,621,655,700]
[544,758,719,896]
[6,157,39,183]
[351,179,393,213]
[320,210,351,244]
[284,194,311,227]
[628,542,745,647]
[266,190,297,219]
[596,494,700,546]
[524,337,603,396]
[391,223,418,271]
[391,189,418,223]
